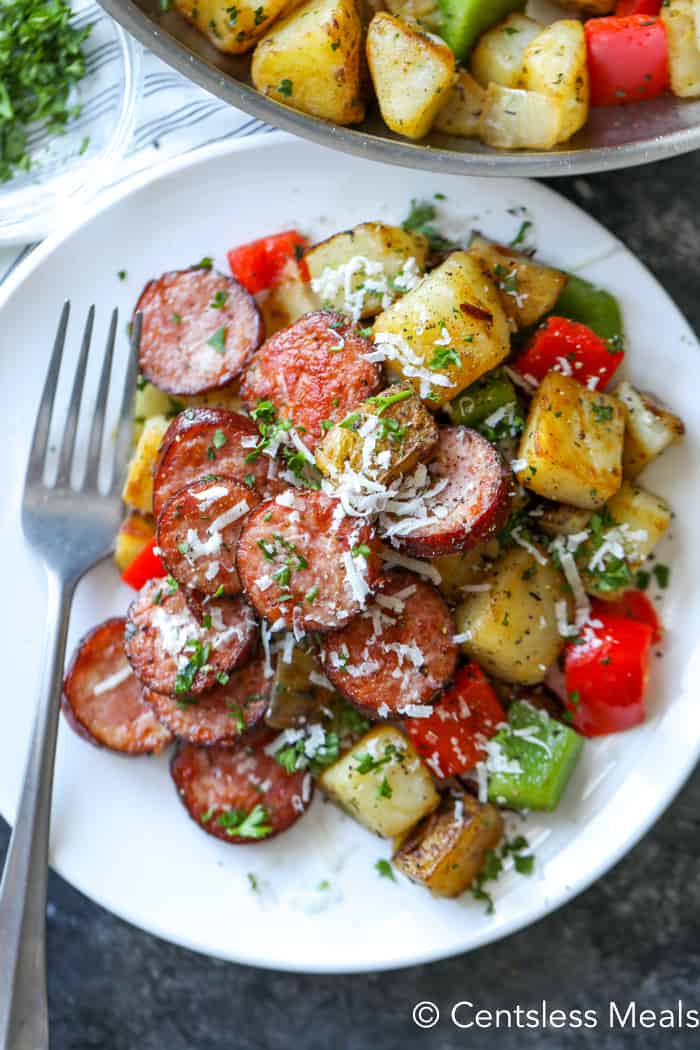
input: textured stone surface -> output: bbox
[2,153,700,1049]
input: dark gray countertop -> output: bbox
[2,152,700,1050]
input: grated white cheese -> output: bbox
[93,665,132,696]
[511,527,548,566]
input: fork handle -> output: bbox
[0,571,75,1050]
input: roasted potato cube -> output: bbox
[393,794,504,898]
[306,223,429,319]
[662,0,700,98]
[468,235,567,331]
[605,482,672,567]
[522,19,589,142]
[114,513,155,573]
[384,0,441,33]
[266,642,336,728]
[174,0,292,53]
[318,724,439,838]
[251,0,366,124]
[616,381,685,479]
[432,70,485,138]
[455,545,568,685]
[537,502,591,539]
[480,83,562,150]
[366,12,456,140]
[372,251,510,409]
[122,414,169,515]
[259,277,320,336]
[471,13,543,89]
[432,539,499,603]
[132,381,243,444]
[516,373,625,510]
[316,383,439,483]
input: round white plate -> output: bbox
[1,133,698,974]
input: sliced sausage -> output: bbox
[240,311,382,448]
[135,268,262,396]
[381,426,511,558]
[62,618,172,755]
[236,489,382,631]
[321,571,457,717]
[142,649,270,746]
[156,476,260,597]
[153,408,283,519]
[171,728,313,843]
[125,579,257,697]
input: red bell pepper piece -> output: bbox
[404,663,506,778]
[514,316,624,390]
[564,605,653,736]
[121,537,166,590]
[616,0,661,16]
[227,230,309,294]
[599,590,662,642]
[585,15,669,107]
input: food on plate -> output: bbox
[62,619,172,755]
[135,268,263,396]
[64,208,681,908]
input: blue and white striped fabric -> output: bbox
[0,47,273,286]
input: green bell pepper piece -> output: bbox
[446,368,518,428]
[487,700,583,812]
[554,274,624,353]
[437,0,525,62]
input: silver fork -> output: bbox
[0,303,140,1050]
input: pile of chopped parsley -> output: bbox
[0,0,92,182]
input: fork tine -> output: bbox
[109,312,141,495]
[83,308,118,491]
[24,301,71,488]
[55,306,95,488]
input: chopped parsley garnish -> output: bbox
[278,78,293,97]
[354,743,402,775]
[213,584,225,598]
[470,835,534,913]
[275,728,340,775]
[510,220,533,249]
[653,563,670,589]
[401,199,456,253]
[207,326,227,353]
[376,776,392,800]
[171,312,182,325]
[429,345,461,370]
[117,269,127,281]
[366,389,412,415]
[210,289,229,309]
[174,639,211,695]
[305,585,319,603]
[192,256,213,270]
[216,804,272,839]
[166,575,179,593]
[352,544,371,558]
[213,428,227,449]
[375,859,396,881]
[592,401,613,423]
[227,703,245,732]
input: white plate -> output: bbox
[1,132,698,975]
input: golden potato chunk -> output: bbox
[471,13,543,89]
[384,0,441,33]
[132,381,243,444]
[366,12,456,140]
[251,0,366,124]
[616,381,685,479]
[393,794,504,898]
[455,545,568,685]
[468,235,567,331]
[114,513,155,573]
[174,0,292,53]
[432,538,499,603]
[516,372,625,510]
[259,278,320,336]
[480,83,562,150]
[266,642,335,728]
[122,414,170,515]
[662,0,700,98]
[372,251,510,409]
[432,70,485,138]
[316,383,439,484]
[319,725,440,838]
[306,222,429,320]
[521,19,589,142]
[605,482,672,567]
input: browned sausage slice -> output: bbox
[171,729,313,843]
[153,408,284,519]
[381,426,511,558]
[62,618,172,755]
[142,649,270,745]
[135,269,262,395]
[321,571,457,717]
[240,311,382,449]
[156,476,260,597]
[236,489,382,631]
[125,580,257,697]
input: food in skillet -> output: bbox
[63,207,683,904]
[161,0,700,149]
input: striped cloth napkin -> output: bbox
[0,47,273,287]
